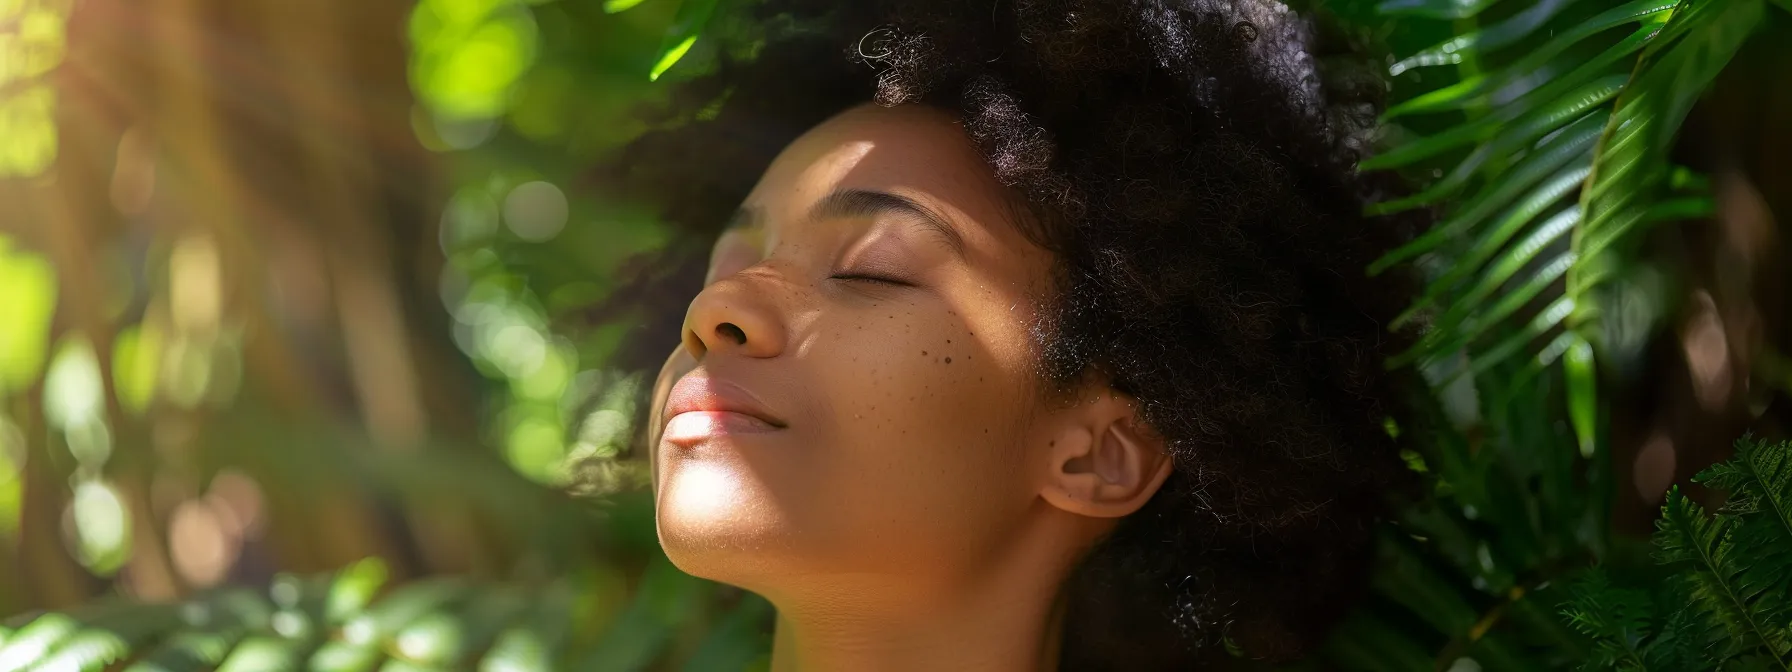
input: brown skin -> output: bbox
[647,103,1174,672]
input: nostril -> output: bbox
[716,322,747,345]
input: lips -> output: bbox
[661,373,786,444]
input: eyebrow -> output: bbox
[722,189,968,259]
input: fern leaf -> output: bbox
[1643,580,1722,672]
[1697,437,1792,542]
[1695,437,1792,661]
[1560,568,1654,670]
[1654,488,1792,667]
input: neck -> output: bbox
[763,513,1099,672]
[766,573,1069,672]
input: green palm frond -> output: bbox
[1366,0,1779,456]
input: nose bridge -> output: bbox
[682,265,791,360]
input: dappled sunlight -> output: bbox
[0,0,65,177]
[0,0,684,625]
[0,0,1785,668]
[168,498,233,586]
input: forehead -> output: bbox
[742,104,1029,253]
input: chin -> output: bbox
[654,459,808,588]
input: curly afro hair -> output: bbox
[591,0,1425,667]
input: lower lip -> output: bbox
[662,411,781,444]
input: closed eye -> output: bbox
[830,273,913,287]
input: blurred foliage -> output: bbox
[0,555,774,672]
[0,0,66,176]
[0,0,1787,669]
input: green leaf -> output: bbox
[1689,438,1792,666]
[326,558,391,625]
[1571,0,1765,309]
[1388,162,1591,328]
[477,581,575,672]
[1460,295,1574,375]
[1563,336,1597,459]
[0,613,80,672]
[1560,568,1653,670]
[1389,0,1586,76]
[33,629,130,672]
[1377,0,1499,20]
[0,237,57,396]
[1370,112,1602,275]
[573,558,703,671]
[648,0,720,82]
[1361,74,1625,182]
[602,0,652,13]
[215,636,301,672]
[126,630,246,672]
[1653,488,1792,663]
[33,603,181,671]
[1696,437,1792,544]
[649,36,697,82]
[341,579,470,649]
[1382,0,1676,119]
[306,639,384,672]
[1419,208,1580,338]
[1497,329,1582,405]
[111,324,163,415]
[397,585,528,666]
[1569,195,1710,294]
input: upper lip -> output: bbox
[664,373,787,429]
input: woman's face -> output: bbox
[647,103,1102,597]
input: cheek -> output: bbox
[803,303,1038,528]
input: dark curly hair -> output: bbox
[589,0,1424,667]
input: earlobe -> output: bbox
[1040,402,1173,519]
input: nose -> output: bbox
[681,271,787,361]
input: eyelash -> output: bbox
[830,273,912,287]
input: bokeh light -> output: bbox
[66,480,131,575]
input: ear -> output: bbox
[1038,391,1174,519]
